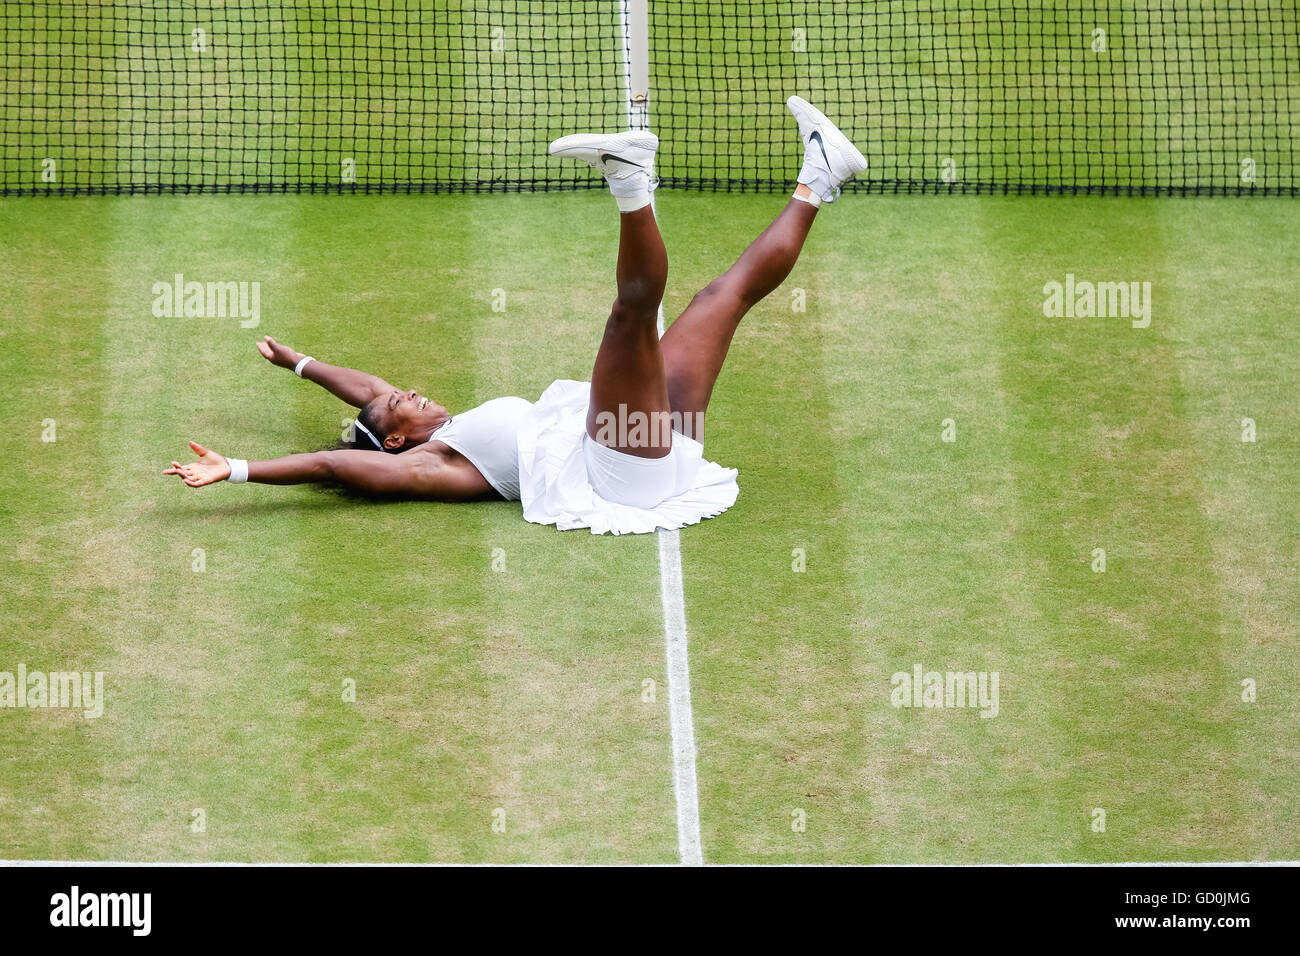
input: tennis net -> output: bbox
[2,1,1296,196]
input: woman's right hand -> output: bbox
[162,442,232,487]
[256,335,303,370]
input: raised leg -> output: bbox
[553,98,865,450]
[586,205,673,458]
[660,93,868,437]
[660,190,818,429]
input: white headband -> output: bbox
[352,418,384,451]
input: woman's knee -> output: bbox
[692,275,750,312]
[608,296,659,329]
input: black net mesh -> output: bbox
[1,0,629,194]
[652,1,1300,195]
[2,1,1296,196]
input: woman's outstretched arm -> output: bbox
[163,441,493,500]
[257,336,394,408]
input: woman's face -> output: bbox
[367,388,448,450]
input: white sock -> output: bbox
[792,189,821,208]
[606,161,654,206]
[796,156,836,205]
[616,191,651,213]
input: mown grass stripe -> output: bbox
[0,200,119,859]
[987,196,1243,860]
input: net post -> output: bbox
[627,0,650,130]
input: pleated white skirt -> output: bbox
[516,379,740,535]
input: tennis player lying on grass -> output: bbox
[164,96,867,534]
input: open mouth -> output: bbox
[417,396,428,411]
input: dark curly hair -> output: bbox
[340,398,398,454]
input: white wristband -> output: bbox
[294,356,315,377]
[227,458,249,483]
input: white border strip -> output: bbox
[622,0,703,865]
[620,0,650,131]
[618,0,634,130]
[650,198,702,864]
[4,860,1295,868]
[657,528,703,864]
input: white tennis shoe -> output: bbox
[785,95,867,203]
[548,131,659,198]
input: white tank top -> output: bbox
[429,396,532,500]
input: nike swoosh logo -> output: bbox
[600,152,644,169]
[809,130,832,169]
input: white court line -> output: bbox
[651,211,703,865]
[646,111,703,858]
[621,0,703,865]
[657,527,703,865]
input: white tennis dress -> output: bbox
[431,379,739,535]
